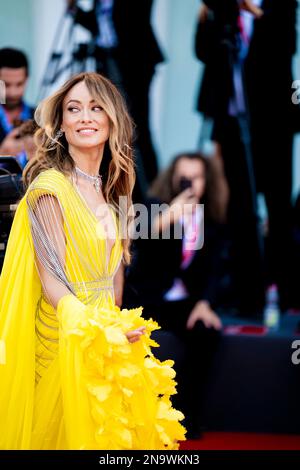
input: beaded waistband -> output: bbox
[70,277,114,293]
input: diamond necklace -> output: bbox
[75,166,102,193]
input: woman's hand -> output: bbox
[169,188,198,221]
[186,300,222,330]
[240,0,264,18]
[0,128,25,156]
[153,188,198,234]
[198,4,209,23]
[199,0,263,23]
[125,326,146,343]
[66,0,76,10]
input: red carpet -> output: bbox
[180,432,300,450]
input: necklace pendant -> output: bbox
[74,166,102,193]
[94,178,101,193]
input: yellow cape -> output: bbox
[0,169,185,449]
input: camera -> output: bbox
[11,119,26,139]
[0,156,24,272]
[179,177,192,192]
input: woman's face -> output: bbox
[173,157,206,201]
[61,80,110,151]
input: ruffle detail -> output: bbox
[57,295,186,449]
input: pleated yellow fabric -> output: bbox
[0,169,186,449]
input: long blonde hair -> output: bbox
[23,72,135,263]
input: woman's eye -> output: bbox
[92,106,103,111]
[67,107,79,112]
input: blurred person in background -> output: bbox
[194,0,265,316]
[123,152,225,438]
[66,0,164,189]
[194,0,298,313]
[0,48,34,168]
[244,0,298,311]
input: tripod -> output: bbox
[38,7,98,102]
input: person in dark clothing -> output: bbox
[290,193,300,309]
[244,0,298,310]
[195,0,298,313]
[66,0,164,189]
[0,48,35,168]
[123,152,224,437]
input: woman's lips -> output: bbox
[77,128,98,135]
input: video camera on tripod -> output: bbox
[0,156,24,271]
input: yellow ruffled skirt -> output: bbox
[30,295,186,450]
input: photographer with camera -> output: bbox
[0,48,34,168]
[123,152,224,438]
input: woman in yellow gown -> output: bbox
[0,72,185,449]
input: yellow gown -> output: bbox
[0,169,185,450]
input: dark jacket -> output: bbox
[195,0,299,129]
[73,0,164,77]
[194,0,239,119]
[124,198,222,310]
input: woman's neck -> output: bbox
[69,145,104,175]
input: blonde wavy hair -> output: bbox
[23,72,135,263]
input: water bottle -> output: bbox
[263,284,280,331]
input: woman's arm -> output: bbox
[27,191,144,342]
[152,189,198,234]
[114,261,124,307]
[113,262,145,342]
[27,193,72,309]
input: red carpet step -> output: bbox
[180,432,300,450]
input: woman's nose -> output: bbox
[80,107,92,122]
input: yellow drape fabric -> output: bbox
[0,169,185,449]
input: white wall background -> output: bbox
[0,0,300,196]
